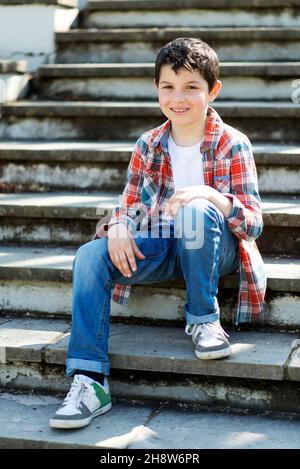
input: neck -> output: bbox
[170,117,207,147]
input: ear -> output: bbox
[208,80,222,103]
[153,78,158,91]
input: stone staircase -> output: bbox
[0,0,300,448]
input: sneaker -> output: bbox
[49,374,112,429]
[185,320,231,360]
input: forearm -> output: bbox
[208,189,233,219]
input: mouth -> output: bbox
[170,108,190,115]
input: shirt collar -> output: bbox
[149,106,224,154]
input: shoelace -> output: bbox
[62,376,91,409]
[185,321,229,341]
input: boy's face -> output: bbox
[154,65,221,128]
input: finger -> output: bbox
[108,249,116,266]
[112,253,126,276]
[118,252,132,277]
[132,239,146,259]
[125,246,138,272]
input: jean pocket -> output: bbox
[135,236,170,259]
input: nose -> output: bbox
[172,90,186,102]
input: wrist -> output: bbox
[107,222,129,238]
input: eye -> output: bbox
[162,85,172,89]
[187,86,198,89]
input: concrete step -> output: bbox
[0,60,27,74]
[0,245,299,329]
[1,101,300,142]
[55,27,300,63]
[0,0,77,5]
[83,0,300,29]
[36,62,300,102]
[0,318,300,413]
[0,60,30,104]
[0,192,299,255]
[1,391,300,449]
[0,141,299,194]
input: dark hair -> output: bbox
[154,37,219,92]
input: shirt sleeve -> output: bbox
[224,138,263,243]
[93,137,145,238]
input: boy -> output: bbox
[50,37,266,429]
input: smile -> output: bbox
[170,108,190,115]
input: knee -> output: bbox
[74,238,109,269]
[177,198,224,227]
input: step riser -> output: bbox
[56,41,300,64]
[1,280,299,329]
[1,362,300,413]
[1,115,300,142]
[0,218,298,255]
[1,162,299,195]
[0,162,127,192]
[37,76,296,102]
[257,166,300,194]
[83,8,300,29]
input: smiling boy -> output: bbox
[50,37,266,430]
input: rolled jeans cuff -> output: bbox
[184,303,220,325]
[66,358,110,377]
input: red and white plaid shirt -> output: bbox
[94,106,267,324]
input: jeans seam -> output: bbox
[95,293,109,348]
[139,245,171,260]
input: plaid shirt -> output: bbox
[94,106,267,324]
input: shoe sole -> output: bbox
[49,402,112,429]
[195,346,232,360]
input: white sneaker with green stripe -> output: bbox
[49,374,112,429]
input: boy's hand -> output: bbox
[163,185,232,219]
[163,185,214,217]
[107,223,146,277]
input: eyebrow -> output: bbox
[160,80,202,85]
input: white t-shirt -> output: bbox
[168,133,204,191]
[158,134,204,231]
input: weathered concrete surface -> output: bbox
[1,360,300,412]
[0,279,299,329]
[1,164,300,194]
[56,28,300,44]
[85,0,300,10]
[42,322,299,381]
[1,141,299,165]
[0,162,127,191]
[0,0,77,5]
[0,318,298,381]
[0,193,298,223]
[287,339,300,381]
[37,62,300,78]
[0,246,298,291]
[257,167,300,194]
[0,74,31,103]
[0,60,27,74]
[0,390,300,449]
[0,391,154,449]
[0,279,72,315]
[1,101,300,142]
[37,76,296,101]
[131,404,300,449]
[83,7,300,29]
[56,28,300,63]
[0,318,69,362]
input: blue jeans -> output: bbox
[66,199,239,377]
